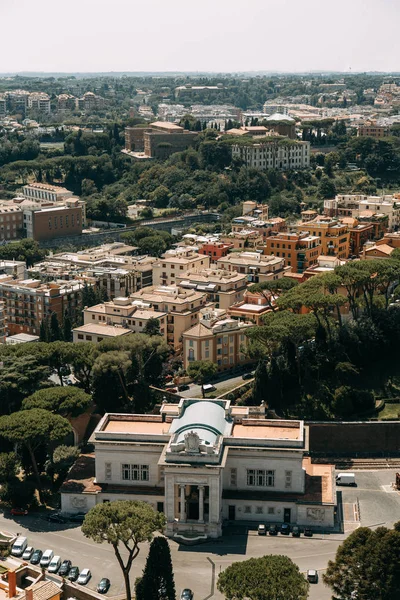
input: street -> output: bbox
[179,372,252,399]
[1,469,399,599]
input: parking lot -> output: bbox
[1,469,399,599]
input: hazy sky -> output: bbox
[1,0,399,73]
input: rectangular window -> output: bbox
[257,470,265,486]
[122,464,131,480]
[122,463,149,481]
[285,470,292,489]
[244,506,252,514]
[268,507,275,515]
[256,506,263,514]
[266,470,275,487]
[247,469,256,486]
[105,462,112,481]
[230,468,237,486]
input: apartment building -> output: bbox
[325,194,400,231]
[0,260,27,279]
[32,244,155,297]
[0,203,24,241]
[57,94,76,111]
[23,183,76,203]
[182,307,252,372]
[0,279,84,337]
[228,289,273,325]
[0,95,6,118]
[130,286,208,349]
[28,93,51,114]
[23,202,83,242]
[0,301,5,343]
[198,241,234,261]
[125,121,198,159]
[220,230,263,251]
[296,218,350,259]
[263,232,321,273]
[72,297,167,343]
[231,140,310,171]
[357,122,390,138]
[77,92,105,111]
[153,248,210,286]
[242,201,270,220]
[175,268,247,310]
[216,252,287,283]
[231,215,286,242]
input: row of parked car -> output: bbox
[11,536,110,593]
[257,523,313,537]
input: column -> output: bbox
[198,485,205,523]
[179,485,186,522]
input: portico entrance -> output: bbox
[177,484,209,523]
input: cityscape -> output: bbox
[0,1,400,600]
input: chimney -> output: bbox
[25,587,33,600]
[8,571,17,598]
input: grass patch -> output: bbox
[377,403,400,420]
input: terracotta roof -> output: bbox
[183,323,213,338]
[28,581,60,600]
[366,244,394,255]
[60,453,100,494]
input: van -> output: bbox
[202,384,216,393]
[48,555,61,573]
[336,473,356,486]
[40,549,54,568]
[11,536,28,557]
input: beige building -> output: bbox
[153,248,210,287]
[130,285,208,349]
[182,307,253,372]
[72,296,167,343]
[231,139,310,171]
[216,251,287,284]
[176,268,247,310]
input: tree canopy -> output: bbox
[22,387,92,417]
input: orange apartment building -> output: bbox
[228,289,273,324]
[175,268,248,310]
[0,278,84,337]
[198,241,234,261]
[182,307,253,372]
[264,232,321,273]
[0,203,24,241]
[296,218,350,259]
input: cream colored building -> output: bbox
[232,140,310,171]
[72,296,167,343]
[130,285,208,349]
[182,307,252,372]
[216,251,287,284]
[153,247,210,286]
[60,399,335,541]
[175,268,247,310]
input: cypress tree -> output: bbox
[39,318,50,342]
[62,311,73,342]
[50,312,62,342]
[135,537,176,600]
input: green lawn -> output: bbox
[377,403,400,420]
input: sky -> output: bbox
[0,0,399,74]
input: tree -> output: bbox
[0,452,19,482]
[317,176,336,199]
[143,317,161,337]
[82,500,165,600]
[52,445,80,474]
[217,555,309,600]
[22,387,92,417]
[50,312,62,342]
[0,409,72,499]
[0,353,51,416]
[135,537,176,600]
[187,360,218,398]
[323,523,400,599]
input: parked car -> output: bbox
[180,590,194,600]
[257,524,267,535]
[69,513,86,523]
[47,512,68,524]
[242,372,253,380]
[97,578,111,594]
[11,507,28,516]
[77,569,92,585]
[307,569,318,583]
[67,567,80,582]
[280,523,291,535]
[11,536,28,557]
[58,560,72,576]
[22,547,34,561]
[178,384,190,392]
[291,526,301,537]
[303,527,313,537]
[48,556,62,574]
[269,524,278,536]
[30,549,43,565]
[40,549,54,568]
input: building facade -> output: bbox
[216,252,287,283]
[153,248,210,287]
[296,218,350,259]
[175,268,247,311]
[264,232,322,273]
[61,400,335,540]
[231,140,310,171]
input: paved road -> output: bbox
[180,373,252,399]
[2,469,398,599]
[0,512,339,599]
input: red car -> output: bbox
[11,508,28,516]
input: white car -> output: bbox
[22,546,34,561]
[77,569,91,585]
[40,549,54,568]
[48,555,61,573]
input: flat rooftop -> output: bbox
[231,423,301,440]
[103,420,170,435]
